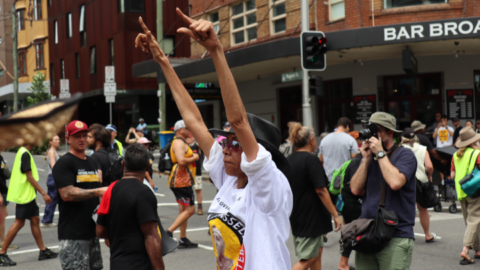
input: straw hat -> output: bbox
[456,127,480,148]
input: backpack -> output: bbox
[329,159,353,195]
[158,137,186,173]
[97,148,123,184]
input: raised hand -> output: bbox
[135,17,166,63]
[176,8,221,52]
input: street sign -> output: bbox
[281,71,303,83]
[105,95,115,103]
[60,79,69,93]
[105,66,115,83]
[59,93,71,99]
[104,83,117,95]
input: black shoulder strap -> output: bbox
[379,145,400,208]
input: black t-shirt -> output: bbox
[341,156,363,211]
[21,152,31,173]
[0,156,8,194]
[90,149,112,187]
[286,152,332,237]
[52,153,101,240]
[97,178,158,270]
[190,144,204,176]
[453,126,462,146]
[147,152,154,178]
[415,133,434,151]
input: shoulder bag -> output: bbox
[459,150,480,198]
[340,146,400,254]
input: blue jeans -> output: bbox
[41,174,58,224]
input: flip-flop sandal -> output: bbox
[460,258,474,265]
[426,232,439,243]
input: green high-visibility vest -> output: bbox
[453,148,480,201]
[115,139,123,156]
[7,147,39,204]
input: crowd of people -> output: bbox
[0,10,478,270]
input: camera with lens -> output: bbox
[358,121,379,141]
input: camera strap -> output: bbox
[379,145,400,208]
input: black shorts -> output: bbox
[171,187,195,207]
[16,200,39,220]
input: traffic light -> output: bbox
[309,76,323,96]
[300,31,327,71]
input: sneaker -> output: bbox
[178,238,198,249]
[40,223,57,228]
[166,230,173,238]
[38,248,58,260]
[0,253,16,266]
[197,206,204,215]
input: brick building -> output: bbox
[134,0,480,135]
[48,0,190,135]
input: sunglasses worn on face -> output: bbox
[220,139,242,152]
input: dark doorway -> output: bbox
[279,86,302,140]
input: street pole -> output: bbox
[12,5,18,112]
[301,0,313,127]
[109,103,112,124]
[157,0,166,132]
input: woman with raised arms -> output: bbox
[135,9,293,270]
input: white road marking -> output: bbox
[158,200,213,207]
[155,193,165,197]
[37,168,45,171]
[173,227,209,233]
[198,244,214,250]
[9,240,105,256]
[414,233,442,240]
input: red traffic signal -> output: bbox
[300,31,327,71]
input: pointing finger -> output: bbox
[176,7,195,25]
[139,16,150,34]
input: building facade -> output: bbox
[134,0,480,137]
[0,0,50,114]
[48,0,190,135]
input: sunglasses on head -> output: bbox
[220,139,242,152]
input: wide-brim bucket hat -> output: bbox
[456,127,480,148]
[369,112,402,133]
[209,113,291,177]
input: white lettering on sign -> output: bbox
[384,20,480,41]
[384,28,396,41]
[397,27,410,40]
[444,22,458,36]
[458,21,473,34]
[411,25,424,38]
[430,23,443,37]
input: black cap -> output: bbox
[402,128,415,139]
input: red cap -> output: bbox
[66,120,89,136]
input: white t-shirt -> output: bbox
[204,142,293,270]
[436,126,454,148]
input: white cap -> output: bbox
[174,120,186,131]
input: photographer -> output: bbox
[350,112,417,270]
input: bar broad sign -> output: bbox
[326,17,480,51]
[353,95,376,124]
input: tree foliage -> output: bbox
[26,72,51,106]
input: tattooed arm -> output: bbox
[58,185,108,202]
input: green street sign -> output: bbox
[281,71,303,83]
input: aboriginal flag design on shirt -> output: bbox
[208,212,246,270]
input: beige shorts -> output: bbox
[194,176,203,190]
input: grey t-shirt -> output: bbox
[319,132,359,181]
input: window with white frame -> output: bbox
[231,0,257,45]
[66,12,72,38]
[79,5,86,47]
[329,0,345,21]
[210,12,220,33]
[54,20,58,44]
[385,0,447,9]
[34,0,42,20]
[270,0,286,34]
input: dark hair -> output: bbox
[124,143,149,172]
[467,120,474,125]
[337,117,351,128]
[89,124,111,149]
[442,115,448,119]
[289,123,314,149]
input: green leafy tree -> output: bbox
[26,72,51,106]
